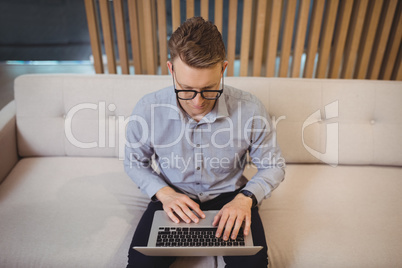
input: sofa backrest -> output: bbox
[14,74,402,166]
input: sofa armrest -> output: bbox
[0,101,19,184]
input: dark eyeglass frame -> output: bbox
[172,66,224,100]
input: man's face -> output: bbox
[168,58,228,122]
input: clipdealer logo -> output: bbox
[63,101,278,160]
[302,100,339,167]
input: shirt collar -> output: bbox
[201,92,229,124]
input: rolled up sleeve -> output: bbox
[124,104,169,199]
[244,101,286,204]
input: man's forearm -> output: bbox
[155,186,176,202]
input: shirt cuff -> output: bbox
[242,180,271,206]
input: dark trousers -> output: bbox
[127,190,269,268]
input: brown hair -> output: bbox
[168,17,226,68]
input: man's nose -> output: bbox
[192,92,204,105]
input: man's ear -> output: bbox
[222,61,229,75]
[167,61,173,75]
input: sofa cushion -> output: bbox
[0,157,216,268]
[1,158,401,267]
[14,74,402,166]
[260,164,402,268]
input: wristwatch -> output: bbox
[240,190,257,207]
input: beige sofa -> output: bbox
[0,74,401,268]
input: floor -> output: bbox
[0,62,95,110]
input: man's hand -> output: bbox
[155,186,205,224]
[212,193,252,241]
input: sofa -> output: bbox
[0,74,401,268]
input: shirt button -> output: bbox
[196,167,200,170]
[196,144,200,147]
[199,193,203,196]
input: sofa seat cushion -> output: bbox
[1,158,401,267]
[260,164,402,268]
[0,157,216,268]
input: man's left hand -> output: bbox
[212,193,252,241]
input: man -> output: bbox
[124,17,285,268]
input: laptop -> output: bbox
[134,210,263,256]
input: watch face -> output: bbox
[241,190,253,197]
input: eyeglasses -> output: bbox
[172,66,224,100]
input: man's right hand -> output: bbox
[155,186,205,224]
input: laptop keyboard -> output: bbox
[156,227,246,247]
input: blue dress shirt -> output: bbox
[124,85,285,204]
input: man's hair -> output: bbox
[168,17,226,68]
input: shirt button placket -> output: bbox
[194,125,203,196]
